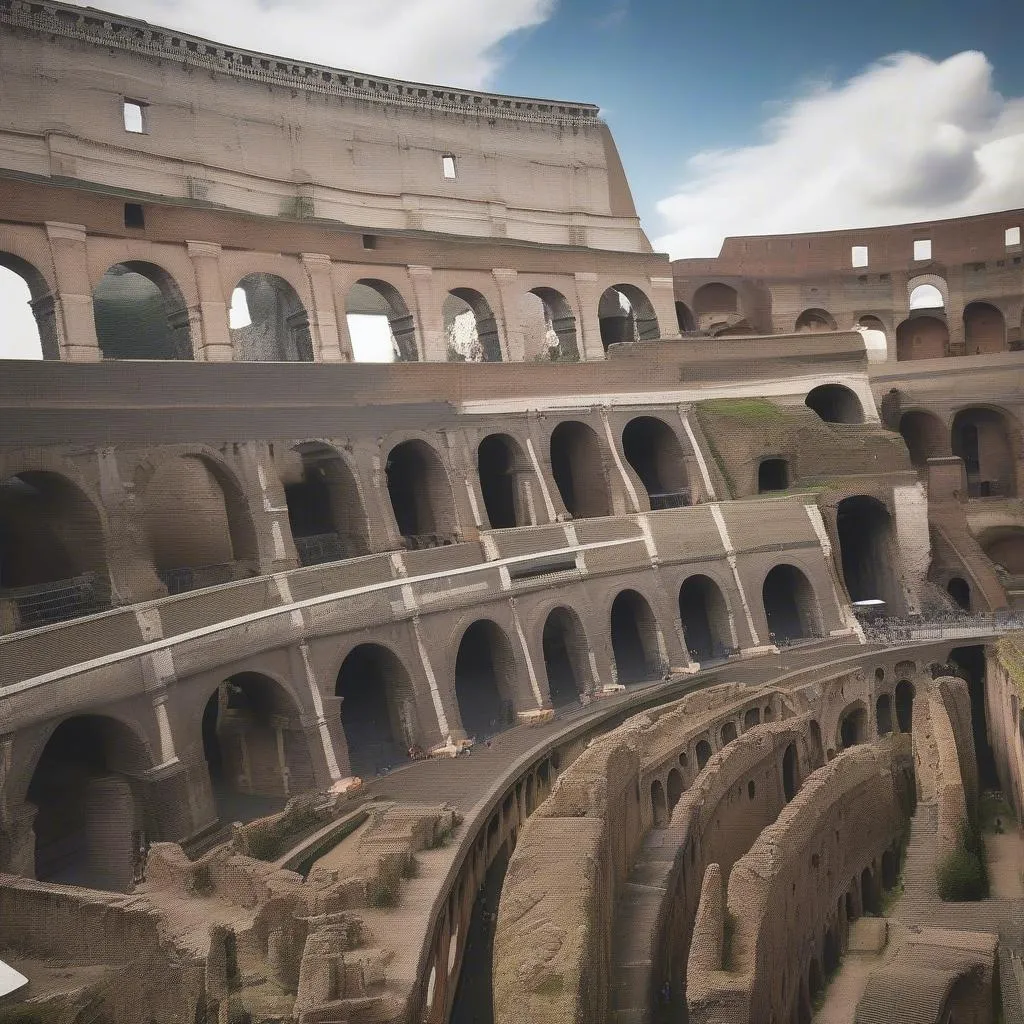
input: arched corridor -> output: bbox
[345,279,418,362]
[839,703,868,748]
[93,262,192,360]
[758,458,789,492]
[763,564,820,644]
[454,620,516,741]
[896,315,948,360]
[782,742,798,801]
[522,287,579,362]
[675,301,695,333]
[952,407,1018,497]
[795,308,837,332]
[836,495,901,610]
[541,607,589,707]
[692,283,738,320]
[678,574,732,661]
[477,434,531,529]
[549,421,612,519]
[899,410,948,468]
[947,577,971,611]
[805,384,864,424]
[963,301,1006,354]
[894,680,915,733]
[444,288,501,362]
[385,440,458,548]
[621,416,690,509]
[876,693,893,735]
[230,274,313,361]
[609,589,661,684]
[336,644,415,777]
[598,284,659,349]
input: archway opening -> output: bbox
[523,287,579,362]
[836,495,901,610]
[230,273,313,361]
[947,577,971,611]
[948,646,998,788]
[721,721,737,746]
[202,673,314,821]
[621,416,690,509]
[806,384,864,424]
[444,288,501,362]
[980,526,1024,577]
[549,420,611,519]
[808,956,823,1003]
[795,308,837,333]
[477,433,531,530]
[0,255,58,359]
[783,742,798,802]
[141,456,258,594]
[27,715,150,891]
[345,278,418,362]
[454,620,516,742]
[94,262,192,359]
[763,564,820,644]
[876,693,893,736]
[963,301,1005,355]
[279,444,369,565]
[336,644,415,777]
[610,589,661,684]
[856,315,888,361]
[899,410,948,468]
[542,607,588,707]
[952,408,1018,497]
[861,867,878,915]
[678,574,731,661]
[839,704,868,748]
[385,440,458,549]
[744,707,761,730]
[0,471,110,628]
[667,768,683,812]
[675,301,696,333]
[881,849,898,890]
[692,282,738,328]
[598,284,659,350]
[894,680,915,734]
[758,458,789,492]
[651,779,667,827]
[696,739,712,770]
[896,314,948,361]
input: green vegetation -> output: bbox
[534,974,564,998]
[697,398,787,422]
[936,819,990,901]
[368,879,399,907]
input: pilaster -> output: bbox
[300,253,343,362]
[44,221,99,361]
[185,240,232,361]
[649,275,681,340]
[490,268,525,362]
[573,272,607,360]
[407,265,446,362]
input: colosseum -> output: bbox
[0,3,1022,1023]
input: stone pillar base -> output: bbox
[671,663,700,675]
[517,708,555,726]
[428,737,473,759]
[594,683,626,698]
[328,777,363,796]
[740,645,778,659]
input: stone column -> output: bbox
[300,253,343,362]
[945,272,966,354]
[240,442,297,573]
[408,265,446,361]
[490,268,525,362]
[649,275,681,340]
[185,241,233,361]
[44,221,100,361]
[573,272,607,360]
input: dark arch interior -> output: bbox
[675,301,696,333]
[963,301,1006,354]
[782,742,798,801]
[621,416,690,509]
[667,768,684,811]
[805,385,863,424]
[386,440,456,547]
[678,574,731,661]
[836,495,900,610]
[692,282,738,316]
[952,408,1017,498]
[758,458,789,492]
[529,287,579,361]
[896,314,948,361]
[840,705,868,748]
[478,434,528,530]
[232,273,312,362]
[721,721,737,745]
[336,644,413,777]
[795,308,836,332]
[598,284,659,349]
[899,410,947,468]
[763,564,819,644]
[445,288,501,362]
[93,261,192,360]
[948,646,998,788]
[651,779,667,826]
[947,577,971,611]
[696,739,712,770]
[549,421,611,519]
[454,620,515,741]
[876,693,893,735]
[610,589,660,684]
[542,608,586,707]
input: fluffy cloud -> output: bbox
[654,51,1024,258]
[64,0,554,88]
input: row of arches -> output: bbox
[0,253,663,362]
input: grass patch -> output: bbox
[697,398,787,422]
[368,879,399,907]
[937,819,990,901]
[534,974,564,998]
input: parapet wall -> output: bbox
[686,742,915,1024]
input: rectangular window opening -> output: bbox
[362,234,377,250]
[1006,226,1021,247]
[851,245,869,269]
[441,154,457,180]
[124,203,145,229]
[123,99,146,133]
[913,239,932,261]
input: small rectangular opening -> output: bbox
[851,245,868,268]
[508,555,578,582]
[1006,226,1021,247]
[124,203,145,229]
[441,154,457,180]
[913,239,932,261]
[123,100,146,133]
[362,234,377,250]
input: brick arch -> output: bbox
[795,308,837,332]
[0,249,60,359]
[344,276,420,362]
[383,434,460,545]
[536,601,596,705]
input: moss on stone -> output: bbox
[697,398,788,422]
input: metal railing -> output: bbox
[0,573,111,630]
[861,609,1024,645]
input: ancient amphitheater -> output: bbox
[0,3,1022,1023]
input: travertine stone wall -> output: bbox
[989,636,1024,824]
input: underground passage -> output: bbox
[549,421,612,519]
[541,607,587,706]
[621,416,690,509]
[609,589,660,683]
[762,564,819,644]
[477,434,530,529]
[678,574,731,661]
[836,495,900,610]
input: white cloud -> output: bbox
[655,51,1024,258]
[0,268,42,359]
[65,0,555,89]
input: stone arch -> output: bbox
[980,525,1024,573]
[678,574,732,661]
[963,301,1006,355]
[899,409,949,468]
[651,779,667,827]
[795,308,837,332]
[720,721,737,745]
[947,576,971,611]
[26,714,154,891]
[896,315,948,360]
[861,866,879,914]
[758,457,789,492]
[0,251,60,359]
[762,563,821,644]
[743,707,761,730]
[667,767,684,812]
[345,278,419,362]
[524,286,579,361]
[952,406,1019,497]
[230,272,313,361]
[93,260,193,359]
[477,433,533,529]
[805,384,864,424]
[609,588,662,684]
[549,420,612,519]
[881,848,898,889]
[894,680,915,733]
[335,643,418,776]
[908,277,948,312]
[279,442,370,565]
[444,287,501,362]
[541,605,591,707]
[598,284,659,349]
[692,282,738,316]
[621,416,690,510]
[0,469,112,628]
[876,693,893,735]
[675,301,696,333]
[823,927,839,975]
[782,741,798,801]
[202,671,317,815]
[696,738,712,770]
[140,453,259,594]
[836,495,902,610]
[838,702,869,748]
[385,438,459,547]
[454,619,518,741]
